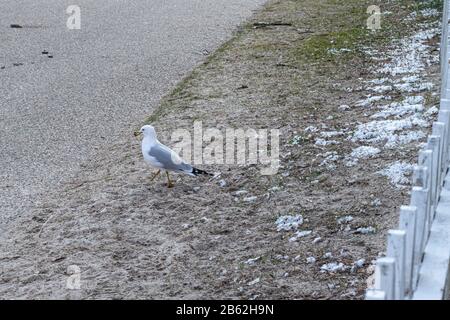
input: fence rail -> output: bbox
[365,1,450,300]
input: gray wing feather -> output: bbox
[148,144,192,172]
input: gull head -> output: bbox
[136,125,157,140]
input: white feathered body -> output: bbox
[141,136,195,176]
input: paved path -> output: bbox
[0,0,264,232]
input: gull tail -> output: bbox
[192,167,213,176]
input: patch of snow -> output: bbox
[408,8,440,21]
[321,262,347,273]
[315,138,339,146]
[328,48,352,55]
[248,278,260,286]
[323,252,333,259]
[289,230,312,242]
[367,78,390,85]
[403,95,425,105]
[370,85,393,93]
[337,215,354,224]
[351,117,428,146]
[354,258,365,268]
[306,257,316,264]
[304,126,318,133]
[376,27,440,76]
[243,196,258,202]
[371,198,382,207]
[379,161,414,187]
[338,104,351,111]
[356,226,376,234]
[421,8,440,18]
[419,82,434,91]
[385,131,426,148]
[321,131,343,138]
[276,214,304,232]
[290,135,303,145]
[350,146,381,159]
[244,257,261,265]
[275,255,290,262]
[394,81,433,93]
[424,105,439,118]
[400,75,420,83]
[320,151,340,169]
[371,102,424,119]
[356,95,391,107]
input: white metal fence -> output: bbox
[365,0,450,300]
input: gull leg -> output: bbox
[150,170,161,181]
[166,171,174,188]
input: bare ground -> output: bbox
[0,0,442,299]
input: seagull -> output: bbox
[135,125,212,188]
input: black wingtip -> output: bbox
[192,167,213,176]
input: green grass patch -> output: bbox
[416,0,443,11]
[295,27,369,61]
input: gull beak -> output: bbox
[134,131,142,138]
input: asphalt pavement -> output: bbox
[0,0,265,232]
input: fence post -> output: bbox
[443,51,450,98]
[398,205,417,298]
[432,123,445,188]
[410,186,428,290]
[440,0,449,78]
[387,230,406,300]
[365,289,386,300]
[438,111,450,173]
[427,136,441,214]
[440,98,450,113]
[413,165,431,235]
[418,150,433,231]
[412,165,426,188]
[442,42,450,99]
[376,257,395,300]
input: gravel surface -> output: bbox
[0,0,265,233]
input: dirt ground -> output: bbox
[0,0,442,299]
